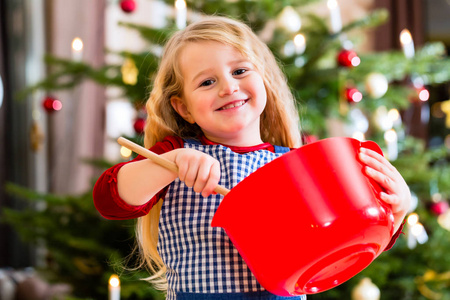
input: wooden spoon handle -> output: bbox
[117,137,230,196]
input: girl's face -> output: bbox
[170,41,267,146]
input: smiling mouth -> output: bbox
[217,100,249,111]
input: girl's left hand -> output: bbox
[359,147,411,233]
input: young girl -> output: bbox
[93,16,410,299]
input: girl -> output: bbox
[93,16,410,299]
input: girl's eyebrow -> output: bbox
[192,68,214,84]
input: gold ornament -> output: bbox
[440,99,450,128]
[415,270,450,300]
[352,278,380,300]
[73,257,102,275]
[29,121,45,152]
[121,57,139,85]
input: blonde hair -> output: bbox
[136,16,301,291]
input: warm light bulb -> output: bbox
[400,29,415,58]
[352,131,365,141]
[327,0,338,9]
[120,146,132,158]
[293,34,306,54]
[277,6,302,32]
[72,37,83,52]
[411,222,424,237]
[109,274,120,288]
[384,129,397,143]
[294,34,305,47]
[175,0,186,9]
[388,108,400,122]
[407,213,419,226]
[399,29,412,45]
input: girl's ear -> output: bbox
[170,96,195,124]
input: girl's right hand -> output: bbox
[172,148,221,197]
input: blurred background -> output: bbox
[0,0,449,299]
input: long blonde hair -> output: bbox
[136,16,302,291]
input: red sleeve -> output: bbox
[383,220,405,251]
[93,136,184,220]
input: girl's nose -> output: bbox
[219,78,239,97]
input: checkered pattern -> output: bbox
[157,140,300,299]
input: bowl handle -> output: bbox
[360,140,384,156]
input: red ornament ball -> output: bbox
[303,134,318,145]
[337,49,360,67]
[42,96,62,113]
[120,0,136,13]
[430,201,449,215]
[133,118,146,134]
[345,88,363,103]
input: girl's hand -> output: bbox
[172,148,221,198]
[359,147,411,232]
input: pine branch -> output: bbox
[118,21,175,44]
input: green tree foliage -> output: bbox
[6,0,450,298]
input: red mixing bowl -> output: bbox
[211,137,395,296]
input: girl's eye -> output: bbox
[200,79,215,87]
[233,69,246,76]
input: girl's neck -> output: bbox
[203,133,264,147]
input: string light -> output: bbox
[327,0,342,33]
[384,129,397,143]
[400,29,415,59]
[109,274,120,300]
[277,6,302,32]
[109,275,120,287]
[293,34,306,55]
[407,213,428,248]
[120,146,132,158]
[72,38,83,52]
[388,109,400,122]
[384,129,398,161]
[411,223,428,244]
[71,37,84,61]
[407,213,419,226]
[399,29,413,45]
[352,131,365,141]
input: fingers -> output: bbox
[359,148,396,177]
[200,161,221,197]
[359,147,412,215]
[192,157,220,197]
[176,156,193,185]
[363,166,396,192]
[379,191,401,207]
[175,149,221,197]
[182,158,200,188]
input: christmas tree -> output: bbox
[5,0,450,299]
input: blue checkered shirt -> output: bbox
[157,140,306,299]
